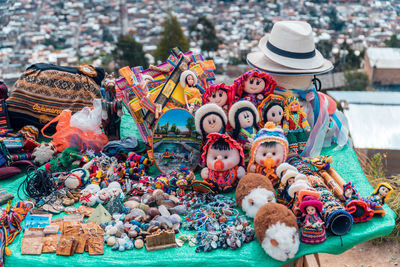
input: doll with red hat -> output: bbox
[200,133,246,192]
[342,182,374,223]
[202,83,235,115]
[247,122,288,187]
[232,70,277,107]
[299,195,326,244]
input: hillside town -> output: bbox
[1,0,399,85]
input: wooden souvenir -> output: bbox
[21,236,43,255]
[77,205,95,217]
[145,230,177,251]
[43,224,60,235]
[152,108,202,174]
[42,235,59,253]
[56,236,75,256]
[87,236,104,255]
[63,221,83,236]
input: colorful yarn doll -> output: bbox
[283,94,311,153]
[228,100,260,164]
[342,182,374,223]
[180,70,202,113]
[233,70,277,107]
[202,83,234,115]
[257,94,285,128]
[200,133,246,193]
[364,182,394,217]
[247,122,288,187]
[298,195,326,244]
[195,103,227,143]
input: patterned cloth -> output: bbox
[0,101,11,136]
[300,214,327,244]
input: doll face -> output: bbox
[287,177,295,186]
[306,206,316,215]
[345,188,353,198]
[266,105,283,124]
[209,90,228,107]
[379,186,389,197]
[206,147,241,172]
[98,189,110,201]
[186,75,195,86]
[244,77,265,94]
[290,102,299,112]
[238,110,254,128]
[255,143,284,167]
[202,114,224,134]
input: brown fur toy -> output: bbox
[254,202,300,262]
[235,173,276,218]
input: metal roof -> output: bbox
[367,47,400,69]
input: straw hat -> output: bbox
[247,21,333,75]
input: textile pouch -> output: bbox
[6,63,104,130]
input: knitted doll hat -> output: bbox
[248,122,289,167]
[281,169,298,185]
[276,163,298,178]
[299,195,323,214]
[201,133,244,166]
[258,94,285,127]
[232,70,277,98]
[228,100,259,129]
[195,103,227,135]
[180,70,198,88]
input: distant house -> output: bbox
[364,47,400,86]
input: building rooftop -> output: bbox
[366,47,400,69]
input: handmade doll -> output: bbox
[278,169,299,204]
[195,103,227,143]
[283,95,311,153]
[180,70,202,113]
[228,100,260,162]
[298,195,326,244]
[247,122,288,187]
[200,133,246,192]
[342,182,374,223]
[364,182,394,217]
[258,94,285,128]
[233,70,277,107]
[202,83,234,114]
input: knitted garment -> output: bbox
[237,126,257,143]
[300,214,326,244]
[0,100,11,136]
[207,166,239,192]
[252,163,279,186]
[283,112,310,153]
[184,86,202,105]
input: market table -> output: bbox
[0,111,396,267]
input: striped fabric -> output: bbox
[0,100,11,136]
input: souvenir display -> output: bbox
[0,19,394,267]
[153,108,201,174]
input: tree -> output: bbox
[112,35,148,69]
[385,34,400,48]
[189,17,219,58]
[170,123,177,133]
[327,7,345,31]
[154,14,190,62]
[334,42,361,71]
[316,40,333,59]
[186,117,195,137]
[344,71,369,91]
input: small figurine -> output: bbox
[278,169,299,203]
[180,70,202,113]
[195,103,227,143]
[228,100,260,163]
[233,70,277,107]
[258,94,285,128]
[298,195,326,244]
[202,83,234,114]
[342,182,374,223]
[368,182,394,206]
[200,133,246,192]
[80,184,101,206]
[283,94,311,153]
[247,122,289,187]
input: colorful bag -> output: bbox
[7,63,105,130]
[41,109,108,153]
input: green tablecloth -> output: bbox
[0,111,395,266]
